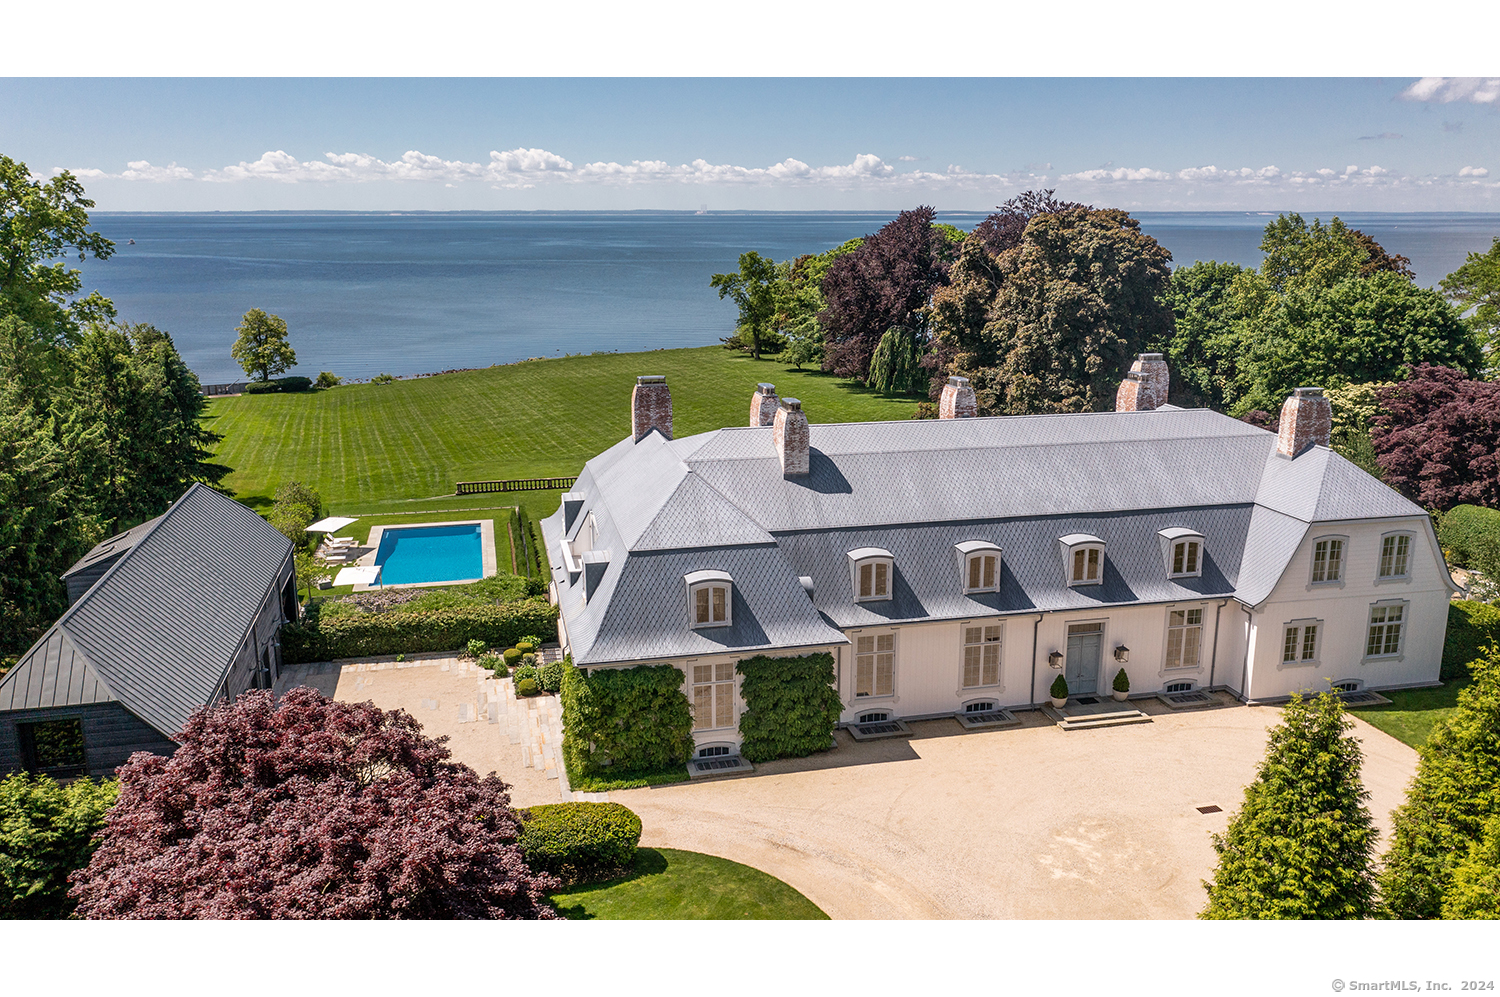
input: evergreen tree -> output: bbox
[0,773,118,918]
[1380,643,1500,918]
[1442,816,1500,919]
[1201,692,1376,919]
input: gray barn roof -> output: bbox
[0,483,294,737]
[543,407,1431,667]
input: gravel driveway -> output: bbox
[613,700,1418,919]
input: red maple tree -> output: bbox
[1372,364,1500,511]
[69,687,558,919]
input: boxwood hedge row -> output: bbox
[280,600,557,663]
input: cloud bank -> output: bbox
[1401,78,1500,104]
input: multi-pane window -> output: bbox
[691,661,736,731]
[1379,535,1412,579]
[1071,547,1102,584]
[967,554,998,591]
[858,561,890,599]
[691,584,729,627]
[1366,604,1405,657]
[963,624,1002,688]
[1171,540,1201,576]
[1165,608,1203,669]
[1282,622,1319,664]
[1311,538,1345,583]
[855,634,895,697]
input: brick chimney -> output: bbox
[773,398,810,477]
[1130,353,1170,409]
[631,375,672,442]
[938,376,978,419]
[1276,387,1332,459]
[750,382,778,426]
[1115,371,1155,412]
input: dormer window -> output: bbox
[848,547,894,602]
[1158,528,1205,579]
[1058,534,1105,587]
[685,570,733,628]
[955,541,1002,594]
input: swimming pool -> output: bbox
[371,522,487,585]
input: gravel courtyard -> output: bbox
[286,658,1418,920]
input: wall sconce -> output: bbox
[1114,645,1130,663]
[1048,650,1064,670]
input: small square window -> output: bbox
[19,718,86,776]
[686,571,733,629]
[850,549,895,603]
[1281,620,1321,665]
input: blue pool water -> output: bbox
[374,523,483,585]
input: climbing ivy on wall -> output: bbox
[560,660,695,780]
[737,652,842,763]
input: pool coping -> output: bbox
[356,519,498,590]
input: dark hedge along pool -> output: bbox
[373,523,484,585]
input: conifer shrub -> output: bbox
[0,774,118,918]
[560,660,694,787]
[517,802,642,885]
[539,661,564,694]
[1201,692,1376,919]
[1113,668,1130,694]
[1050,674,1068,700]
[1442,816,1500,919]
[1380,643,1500,918]
[515,678,539,697]
[736,653,841,763]
[503,647,523,666]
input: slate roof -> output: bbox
[0,483,294,737]
[542,407,1431,666]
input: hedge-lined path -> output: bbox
[275,653,595,809]
[613,703,1418,919]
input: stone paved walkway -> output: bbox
[276,653,604,807]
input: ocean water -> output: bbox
[77,211,1500,383]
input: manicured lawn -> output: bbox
[548,847,828,920]
[206,346,920,515]
[1350,679,1471,749]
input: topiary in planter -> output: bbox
[1113,668,1130,694]
[515,677,539,697]
[503,647,523,666]
[539,661,564,694]
[517,802,642,885]
[1050,674,1069,701]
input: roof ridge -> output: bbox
[686,432,1266,463]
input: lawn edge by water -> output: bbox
[548,847,828,920]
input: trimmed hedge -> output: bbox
[244,375,313,394]
[280,600,557,663]
[736,653,842,764]
[1444,600,1500,682]
[1439,505,1500,578]
[561,659,694,781]
[518,802,642,885]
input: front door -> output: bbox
[1066,623,1103,696]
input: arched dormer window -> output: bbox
[955,540,1002,594]
[847,547,894,602]
[1158,527,1205,579]
[685,570,732,628]
[1058,534,1105,587]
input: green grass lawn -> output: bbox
[548,847,827,920]
[1350,679,1470,749]
[206,346,920,515]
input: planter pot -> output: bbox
[1112,690,1129,702]
[1050,696,1067,708]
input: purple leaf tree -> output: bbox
[1372,364,1500,511]
[69,687,559,919]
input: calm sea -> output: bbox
[77,211,1500,383]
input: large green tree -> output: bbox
[1157,260,1249,410]
[932,206,1174,415]
[0,155,115,346]
[1201,692,1377,919]
[710,252,779,361]
[231,308,297,382]
[1380,643,1500,918]
[1441,236,1500,376]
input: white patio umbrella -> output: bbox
[333,565,382,588]
[306,516,358,535]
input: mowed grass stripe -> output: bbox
[208,346,920,509]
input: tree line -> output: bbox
[0,155,229,663]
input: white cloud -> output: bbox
[1460,166,1490,177]
[1060,166,1171,182]
[489,148,574,172]
[1401,77,1500,104]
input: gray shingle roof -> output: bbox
[543,406,1433,666]
[0,484,294,737]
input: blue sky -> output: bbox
[4,77,1497,212]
